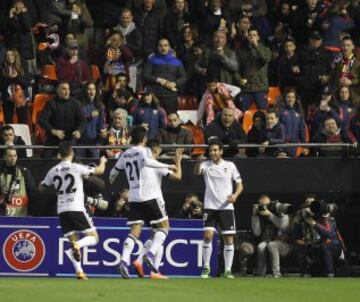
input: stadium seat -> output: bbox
[32,94,54,125]
[182,123,205,156]
[268,86,281,106]
[41,65,58,81]
[296,125,310,157]
[91,64,101,82]
[0,105,4,124]
[242,110,257,134]
[9,124,33,157]
[177,110,198,125]
[178,95,198,110]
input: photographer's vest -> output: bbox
[0,168,28,217]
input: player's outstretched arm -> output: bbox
[169,149,183,181]
[93,156,108,175]
[194,154,206,176]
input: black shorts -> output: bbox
[128,199,168,226]
[203,209,236,235]
[59,211,95,236]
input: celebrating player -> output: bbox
[39,142,107,280]
[194,140,243,278]
[109,126,177,279]
[132,139,182,279]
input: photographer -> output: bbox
[108,188,130,218]
[252,195,292,277]
[180,193,203,219]
[0,147,36,216]
[292,198,343,277]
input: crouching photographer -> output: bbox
[292,196,344,277]
[180,193,203,219]
[252,195,293,277]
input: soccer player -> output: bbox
[132,139,182,279]
[109,126,177,279]
[194,140,243,278]
[39,142,107,280]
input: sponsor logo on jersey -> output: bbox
[3,229,46,272]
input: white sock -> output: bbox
[224,243,234,272]
[77,235,98,249]
[202,240,212,268]
[121,235,136,266]
[148,230,167,256]
[65,249,83,273]
[154,244,164,271]
[136,239,152,264]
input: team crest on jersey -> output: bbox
[3,229,46,272]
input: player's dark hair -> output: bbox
[208,139,223,150]
[130,126,148,144]
[4,146,17,157]
[146,138,160,150]
[58,141,73,158]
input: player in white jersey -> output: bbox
[132,139,182,279]
[194,140,243,278]
[109,126,178,279]
[39,142,107,280]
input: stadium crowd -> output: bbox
[0,0,360,158]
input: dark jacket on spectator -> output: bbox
[278,53,301,90]
[164,9,192,50]
[262,123,286,156]
[7,10,35,60]
[313,128,354,157]
[39,96,86,145]
[350,113,360,142]
[143,51,187,98]
[205,117,246,157]
[133,7,164,57]
[157,125,193,156]
[237,42,271,93]
[79,101,106,142]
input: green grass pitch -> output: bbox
[1,278,359,302]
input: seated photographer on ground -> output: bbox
[180,193,203,219]
[292,197,344,277]
[252,195,292,277]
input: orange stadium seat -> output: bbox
[242,110,257,134]
[91,64,101,81]
[41,65,58,81]
[32,94,54,125]
[268,86,281,106]
[0,105,4,124]
[182,123,205,156]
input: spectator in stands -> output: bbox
[143,38,187,114]
[336,85,354,132]
[246,110,266,157]
[0,146,36,217]
[133,0,164,58]
[297,30,332,111]
[180,193,203,219]
[132,91,167,139]
[103,108,131,159]
[276,89,306,157]
[0,48,30,124]
[252,195,292,277]
[39,81,86,158]
[313,116,356,157]
[205,107,247,157]
[196,30,239,86]
[259,109,286,157]
[0,125,26,159]
[278,38,301,91]
[330,35,360,107]
[164,0,191,51]
[103,32,134,92]
[107,88,138,118]
[197,78,242,127]
[36,0,71,28]
[7,0,37,75]
[229,15,252,52]
[198,0,229,45]
[76,82,107,158]
[56,40,91,99]
[113,8,143,61]
[307,86,340,140]
[66,0,93,50]
[237,27,271,111]
[156,112,193,158]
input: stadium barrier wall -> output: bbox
[0,217,217,278]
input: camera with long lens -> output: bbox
[86,194,109,211]
[4,178,20,204]
[255,200,294,216]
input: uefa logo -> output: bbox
[3,229,46,272]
